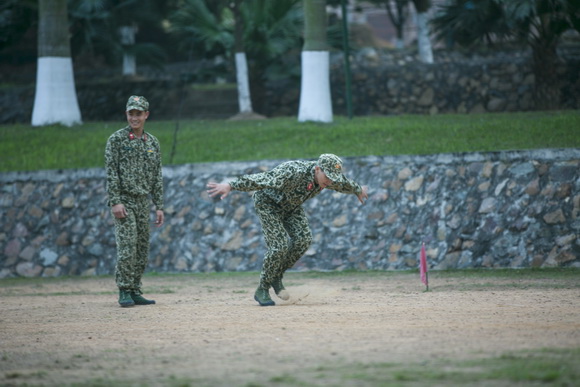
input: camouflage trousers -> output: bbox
[254,199,313,288]
[113,195,151,292]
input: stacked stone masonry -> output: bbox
[1,149,579,278]
[1,48,579,123]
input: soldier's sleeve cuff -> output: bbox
[109,198,121,207]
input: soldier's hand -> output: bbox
[112,203,127,218]
[155,210,164,227]
[357,186,369,205]
[206,182,232,200]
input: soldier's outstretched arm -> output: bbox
[207,182,232,200]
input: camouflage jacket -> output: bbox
[229,160,362,212]
[104,126,164,210]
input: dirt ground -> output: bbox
[0,271,579,387]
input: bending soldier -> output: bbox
[207,154,368,306]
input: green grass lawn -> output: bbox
[1,110,579,172]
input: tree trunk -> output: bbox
[415,12,432,62]
[298,0,332,123]
[385,0,409,49]
[412,0,433,63]
[235,52,253,113]
[232,0,254,115]
[32,0,82,127]
[298,51,333,122]
[531,39,560,110]
[120,25,137,76]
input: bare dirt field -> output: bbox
[1,271,579,387]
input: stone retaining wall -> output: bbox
[265,49,580,117]
[1,49,579,124]
[1,149,579,278]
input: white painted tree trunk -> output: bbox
[33,0,82,127]
[32,57,82,127]
[415,12,433,64]
[123,54,136,76]
[120,26,137,76]
[235,52,253,113]
[298,51,332,123]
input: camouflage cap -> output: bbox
[126,95,149,111]
[317,153,344,182]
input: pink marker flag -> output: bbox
[420,242,428,290]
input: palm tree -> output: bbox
[242,0,303,113]
[67,0,167,75]
[431,0,580,110]
[32,0,82,127]
[170,0,302,114]
[506,0,580,110]
[114,0,167,76]
[297,0,332,123]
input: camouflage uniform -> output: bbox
[229,155,362,290]
[105,106,163,294]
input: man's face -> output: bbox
[126,109,149,131]
[314,166,333,189]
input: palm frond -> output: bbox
[169,0,232,54]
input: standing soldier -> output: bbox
[207,154,368,306]
[105,95,164,307]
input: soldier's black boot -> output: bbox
[119,289,135,307]
[272,277,290,301]
[130,291,156,305]
[254,286,275,306]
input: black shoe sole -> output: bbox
[254,295,275,306]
